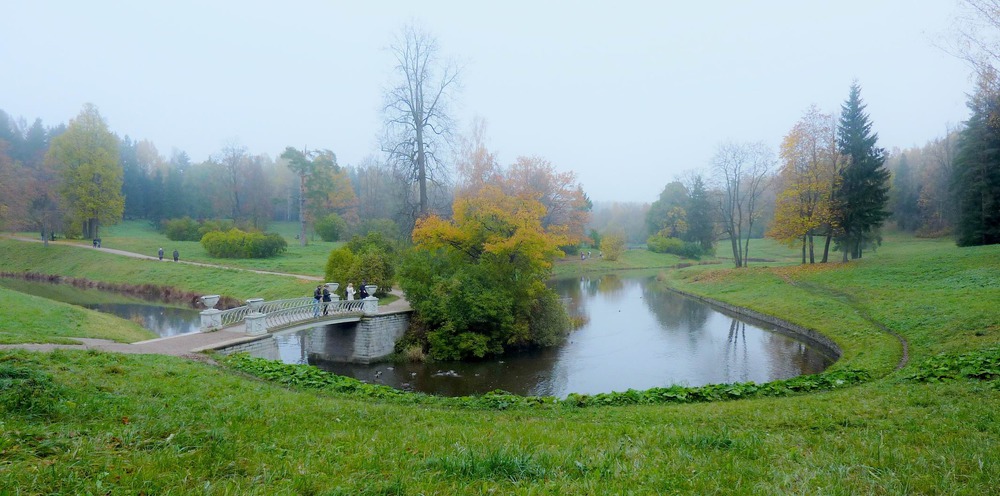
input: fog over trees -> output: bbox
[2,6,999,257]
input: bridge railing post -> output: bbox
[363,296,378,316]
[245,311,267,336]
[199,295,223,332]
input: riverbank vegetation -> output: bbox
[2,236,999,492]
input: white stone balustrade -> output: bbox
[198,285,379,333]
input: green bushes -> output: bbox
[314,213,346,242]
[163,217,201,241]
[323,232,397,296]
[162,217,235,241]
[201,229,287,258]
[647,234,703,259]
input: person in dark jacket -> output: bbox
[322,286,332,315]
[313,285,322,317]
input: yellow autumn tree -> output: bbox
[400,185,570,360]
[767,105,841,263]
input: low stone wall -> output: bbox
[214,310,411,364]
[352,311,410,363]
[666,287,842,360]
[214,335,280,360]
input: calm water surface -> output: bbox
[283,274,837,397]
[1,275,836,396]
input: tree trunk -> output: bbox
[416,122,428,217]
[821,234,832,263]
[801,235,807,264]
[729,234,741,268]
[808,233,815,264]
[298,172,307,247]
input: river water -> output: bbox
[0,278,201,337]
[299,274,837,397]
[3,274,837,397]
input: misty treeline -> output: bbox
[0,105,419,242]
[594,75,1000,267]
[0,104,596,248]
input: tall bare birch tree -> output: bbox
[712,141,774,268]
[381,23,460,219]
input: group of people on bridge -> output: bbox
[313,281,369,317]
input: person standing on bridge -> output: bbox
[313,285,322,317]
[346,283,355,301]
[358,281,369,299]
[321,285,332,315]
[158,247,164,261]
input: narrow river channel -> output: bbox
[3,273,837,398]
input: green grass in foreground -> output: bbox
[2,235,999,493]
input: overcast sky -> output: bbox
[1,1,976,202]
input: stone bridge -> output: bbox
[195,283,411,363]
[198,283,380,336]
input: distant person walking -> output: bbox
[172,249,179,262]
[346,283,355,301]
[358,281,369,299]
[158,247,164,261]
[322,286,332,315]
[313,285,323,317]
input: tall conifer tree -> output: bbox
[834,83,890,261]
[953,70,1000,246]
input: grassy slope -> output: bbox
[0,238,315,303]
[0,287,154,344]
[19,220,341,277]
[2,236,999,493]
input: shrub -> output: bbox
[351,218,402,244]
[163,217,201,241]
[198,219,235,238]
[201,229,287,258]
[600,231,626,261]
[647,234,703,259]
[528,290,571,347]
[314,213,347,242]
[324,244,395,297]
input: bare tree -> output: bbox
[215,141,249,221]
[948,0,1000,74]
[381,23,460,219]
[712,141,775,268]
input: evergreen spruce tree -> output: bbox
[953,71,1000,246]
[685,174,715,252]
[834,83,890,261]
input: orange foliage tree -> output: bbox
[400,186,571,360]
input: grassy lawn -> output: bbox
[0,238,316,303]
[2,234,999,493]
[18,220,340,277]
